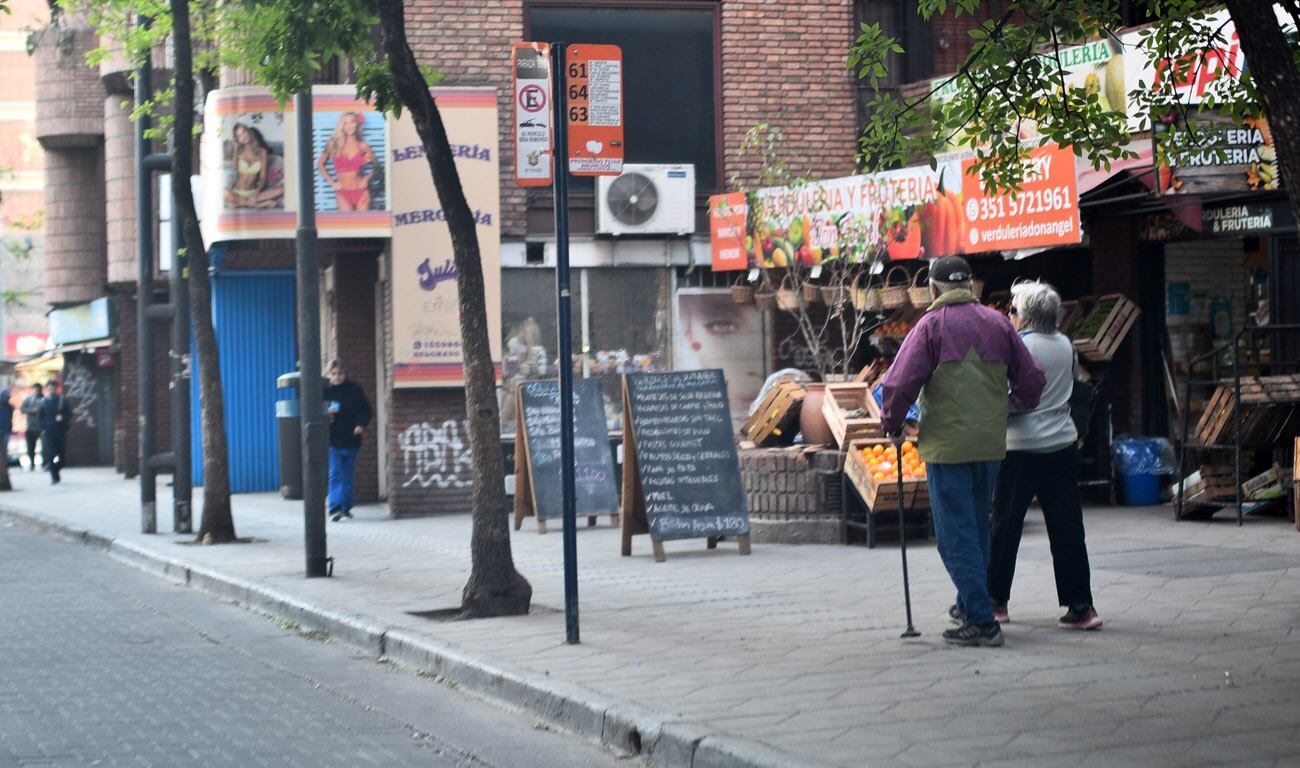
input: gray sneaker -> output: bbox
[943,621,1004,647]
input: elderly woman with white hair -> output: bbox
[988,281,1103,631]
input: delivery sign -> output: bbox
[961,144,1081,252]
[709,193,748,271]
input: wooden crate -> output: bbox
[1070,294,1141,361]
[1195,375,1300,445]
[743,381,804,446]
[844,438,929,514]
[1057,299,1089,334]
[821,383,882,447]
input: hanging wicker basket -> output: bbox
[908,264,931,309]
[821,281,848,307]
[851,271,882,312]
[731,274,755,305]
[754,284,778,311]
[776,273,803,312]
[802,276,823,304]
[879,265,910,310]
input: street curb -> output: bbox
[0,504,832,768]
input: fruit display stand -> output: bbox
[820,383,882,447]
[1175,325,1300,525]
[841,438,931,548]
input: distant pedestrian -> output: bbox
[880,257,1045,648]
[39,380,73,485]
[0,388,13,468]
[323,359,372,521]
[21,383,42,470]
[988,281,1102,631]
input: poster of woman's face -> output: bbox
[313,110,387,212]
[674,290,766,429]
[222,113,286,211]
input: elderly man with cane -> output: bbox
[880,256,1045,647]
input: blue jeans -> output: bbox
[328,445,360,514]
[927,461,1001,626]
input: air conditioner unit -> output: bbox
[596,164,696,236]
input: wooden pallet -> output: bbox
[821,383,882,447]
[1071,294,1141,361]
[844,438,929,514]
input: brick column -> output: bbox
[330,252,380,504]
[387,389,475,517]
[1086,210,1144,433]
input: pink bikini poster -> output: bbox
[201,85,390,242]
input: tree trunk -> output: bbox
[171,0,236,543]
[1224,0,1300,230]
[375,0,530,617]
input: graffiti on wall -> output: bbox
[62,364,97,429]
[398,419,473,489]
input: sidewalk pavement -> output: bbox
[3,467,1300,768]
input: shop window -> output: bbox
[527,3,720,191]
[500,266,672,435]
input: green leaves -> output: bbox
[853,0,1280,196]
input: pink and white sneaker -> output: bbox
[1058,606,1103,630]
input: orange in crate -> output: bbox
[844,438,930,513]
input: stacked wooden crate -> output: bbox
[1069,294,1141,362]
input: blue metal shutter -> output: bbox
[192,271,297,492]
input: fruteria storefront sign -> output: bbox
[708,143,1080,268]
[390,88,502,388]
[1154,112,1281,195]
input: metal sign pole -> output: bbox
[135,38,157,534]
[295,91,328,578]
[551,42,580,645]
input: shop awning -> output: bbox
[14,353,63,374]
[50,337,114,355]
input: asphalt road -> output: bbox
[0,526,630,768]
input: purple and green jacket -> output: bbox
[880,289,1045,465]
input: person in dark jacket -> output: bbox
[21,383,43,470]
[323,359,372,521]
[0,388,14,468]
[39,380,73,484]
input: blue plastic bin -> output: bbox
[1121,473,1160,506]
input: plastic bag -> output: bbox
[1112,437,1176,476]
[872,383,921,422]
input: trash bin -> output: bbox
[1113,437,1175,506]
[276,372,303,499]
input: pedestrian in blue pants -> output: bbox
[323,359,372,521]
[928,461,1001,628]
[880,257,1045,647]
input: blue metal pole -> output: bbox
[551,42,580,645]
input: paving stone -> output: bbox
[5,468,1300,767]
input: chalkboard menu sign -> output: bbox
[621,370,751,561]
[513,379,620,532]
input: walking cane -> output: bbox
[895,440,920,638]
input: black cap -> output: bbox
[931,255,972,283]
